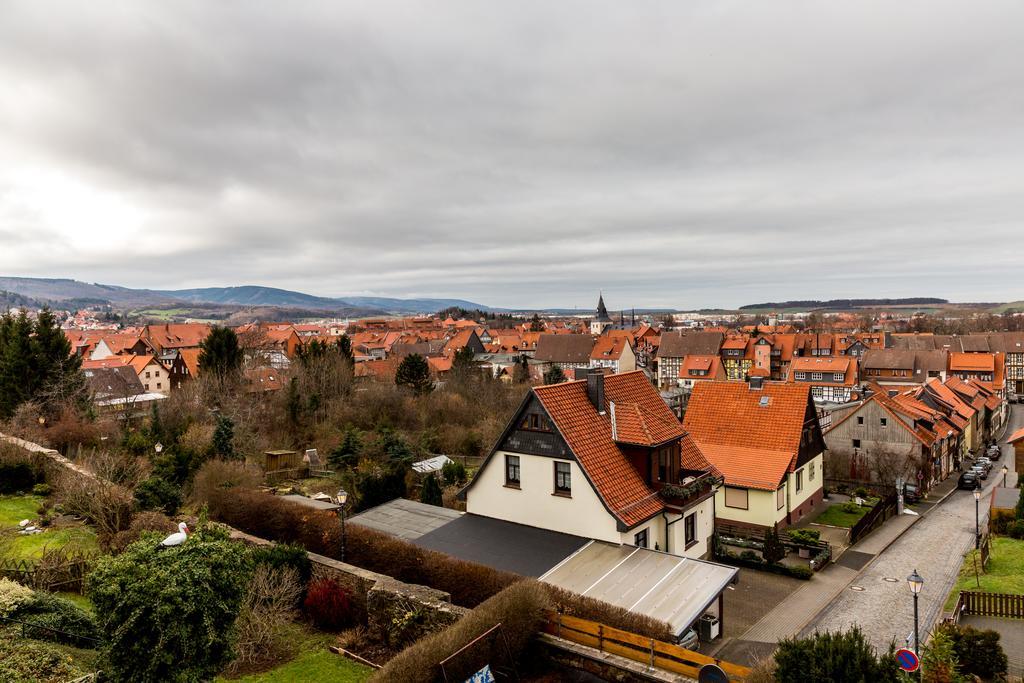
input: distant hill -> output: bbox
[739,298,949,311]
[0,277,497,315]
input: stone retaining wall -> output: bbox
[0,431,103,484]
[228,528,468,643]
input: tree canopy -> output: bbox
[395,353,433,394]
[198,326,243,386]
[88,529,253,683]
[0,308,85,419]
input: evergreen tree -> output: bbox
[328,426,363,469]
[286,377,301,428]
[542,365,566,385]
[395,353,433,394]
[774,627,902,683]
[336,334,354,365]
[420,473,443,507]
[212,414,235,459]
[762,524,785,564]
[920,626,963,683]
[0,310,34,418]
[198,326,243,386]
[529,314,544,332]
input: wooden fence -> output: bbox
[0,556,94,592]
[961,591,1024,619]
[849,493,898,545]
[544,612,750,681]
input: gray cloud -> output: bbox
[1,1,1022,309]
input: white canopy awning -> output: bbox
[540,541,737,636]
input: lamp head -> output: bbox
[974,488,982,501]
[337,489,348,506]
[907,568,924,595]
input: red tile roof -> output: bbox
[682,381,814,489]
[949,352,995,372]
[533,371,680,527]
[590,336,629,361]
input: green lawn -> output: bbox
[56,591,94,614]
[812,500,877,528]
[216,627,372,683]
[944,537,1024,610]
[220,650,372,683]
[0,494,43,526]
[1,494,99,561]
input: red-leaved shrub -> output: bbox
[303,578,353,630]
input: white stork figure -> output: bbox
[157,522,190,550]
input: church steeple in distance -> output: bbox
[595,293,612,322]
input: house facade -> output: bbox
[462,370,719,559]
[682,379,825,531]
[789,356,858,404]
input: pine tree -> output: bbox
[0,311,34,418]
[198,326,243,386]
[212,414,235,459]
[920,627,963,683]
[420,473,443,507]
[336,334,354,365]
[762,524,785,564]
[395,353,433,395]
[529,314,544,332]
[512,355,530,383]
[542,365,566,385]
[328,426,363,469]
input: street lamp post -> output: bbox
[974,487,982,550]
[336,488,349,562]
[907,569,924,658]
[1001,465,1009,488]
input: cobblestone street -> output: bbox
[804,405,1021,651]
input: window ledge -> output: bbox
[684,540,698,550]
[504,483,521,490]
[552,491,572,499]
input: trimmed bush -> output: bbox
[0,578,35,618]
[88,530,253,682]
[1008,520,1024,540]
[787,529,820,545]
[250,542,313,589]
[106,510,176,554]
[208,487,519,607]
[441,460,467,486]
[15,592,99,648]
[133,475,182,515]
[0,461,38,493]
[372,580,550,683]
[775,627,901,682]
[740,550,762,563]
[941,623,1008,680]
[32,482,52,497]
[303,578,354,631]
[545,585,673,642]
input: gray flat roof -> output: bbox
[540,541,738,636]
[348,498,462,540]
[279,494,339,511]
[412,514,589,577]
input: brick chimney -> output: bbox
[587,368,606,414]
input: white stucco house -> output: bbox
[461,369,720,559]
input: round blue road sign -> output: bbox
[896,647,920,672]
[698,663,729,683]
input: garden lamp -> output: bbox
[336,488,349,562]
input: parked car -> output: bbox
[987,445,1001,459]
[903,484,922,504]
[976,457,993,470]
[958,472,979,490]
[970,465,989,480]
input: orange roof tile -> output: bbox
[683,381,811,456]
[533,371,679,527]
[949,352,995,372]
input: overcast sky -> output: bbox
[1,2,1022,310]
